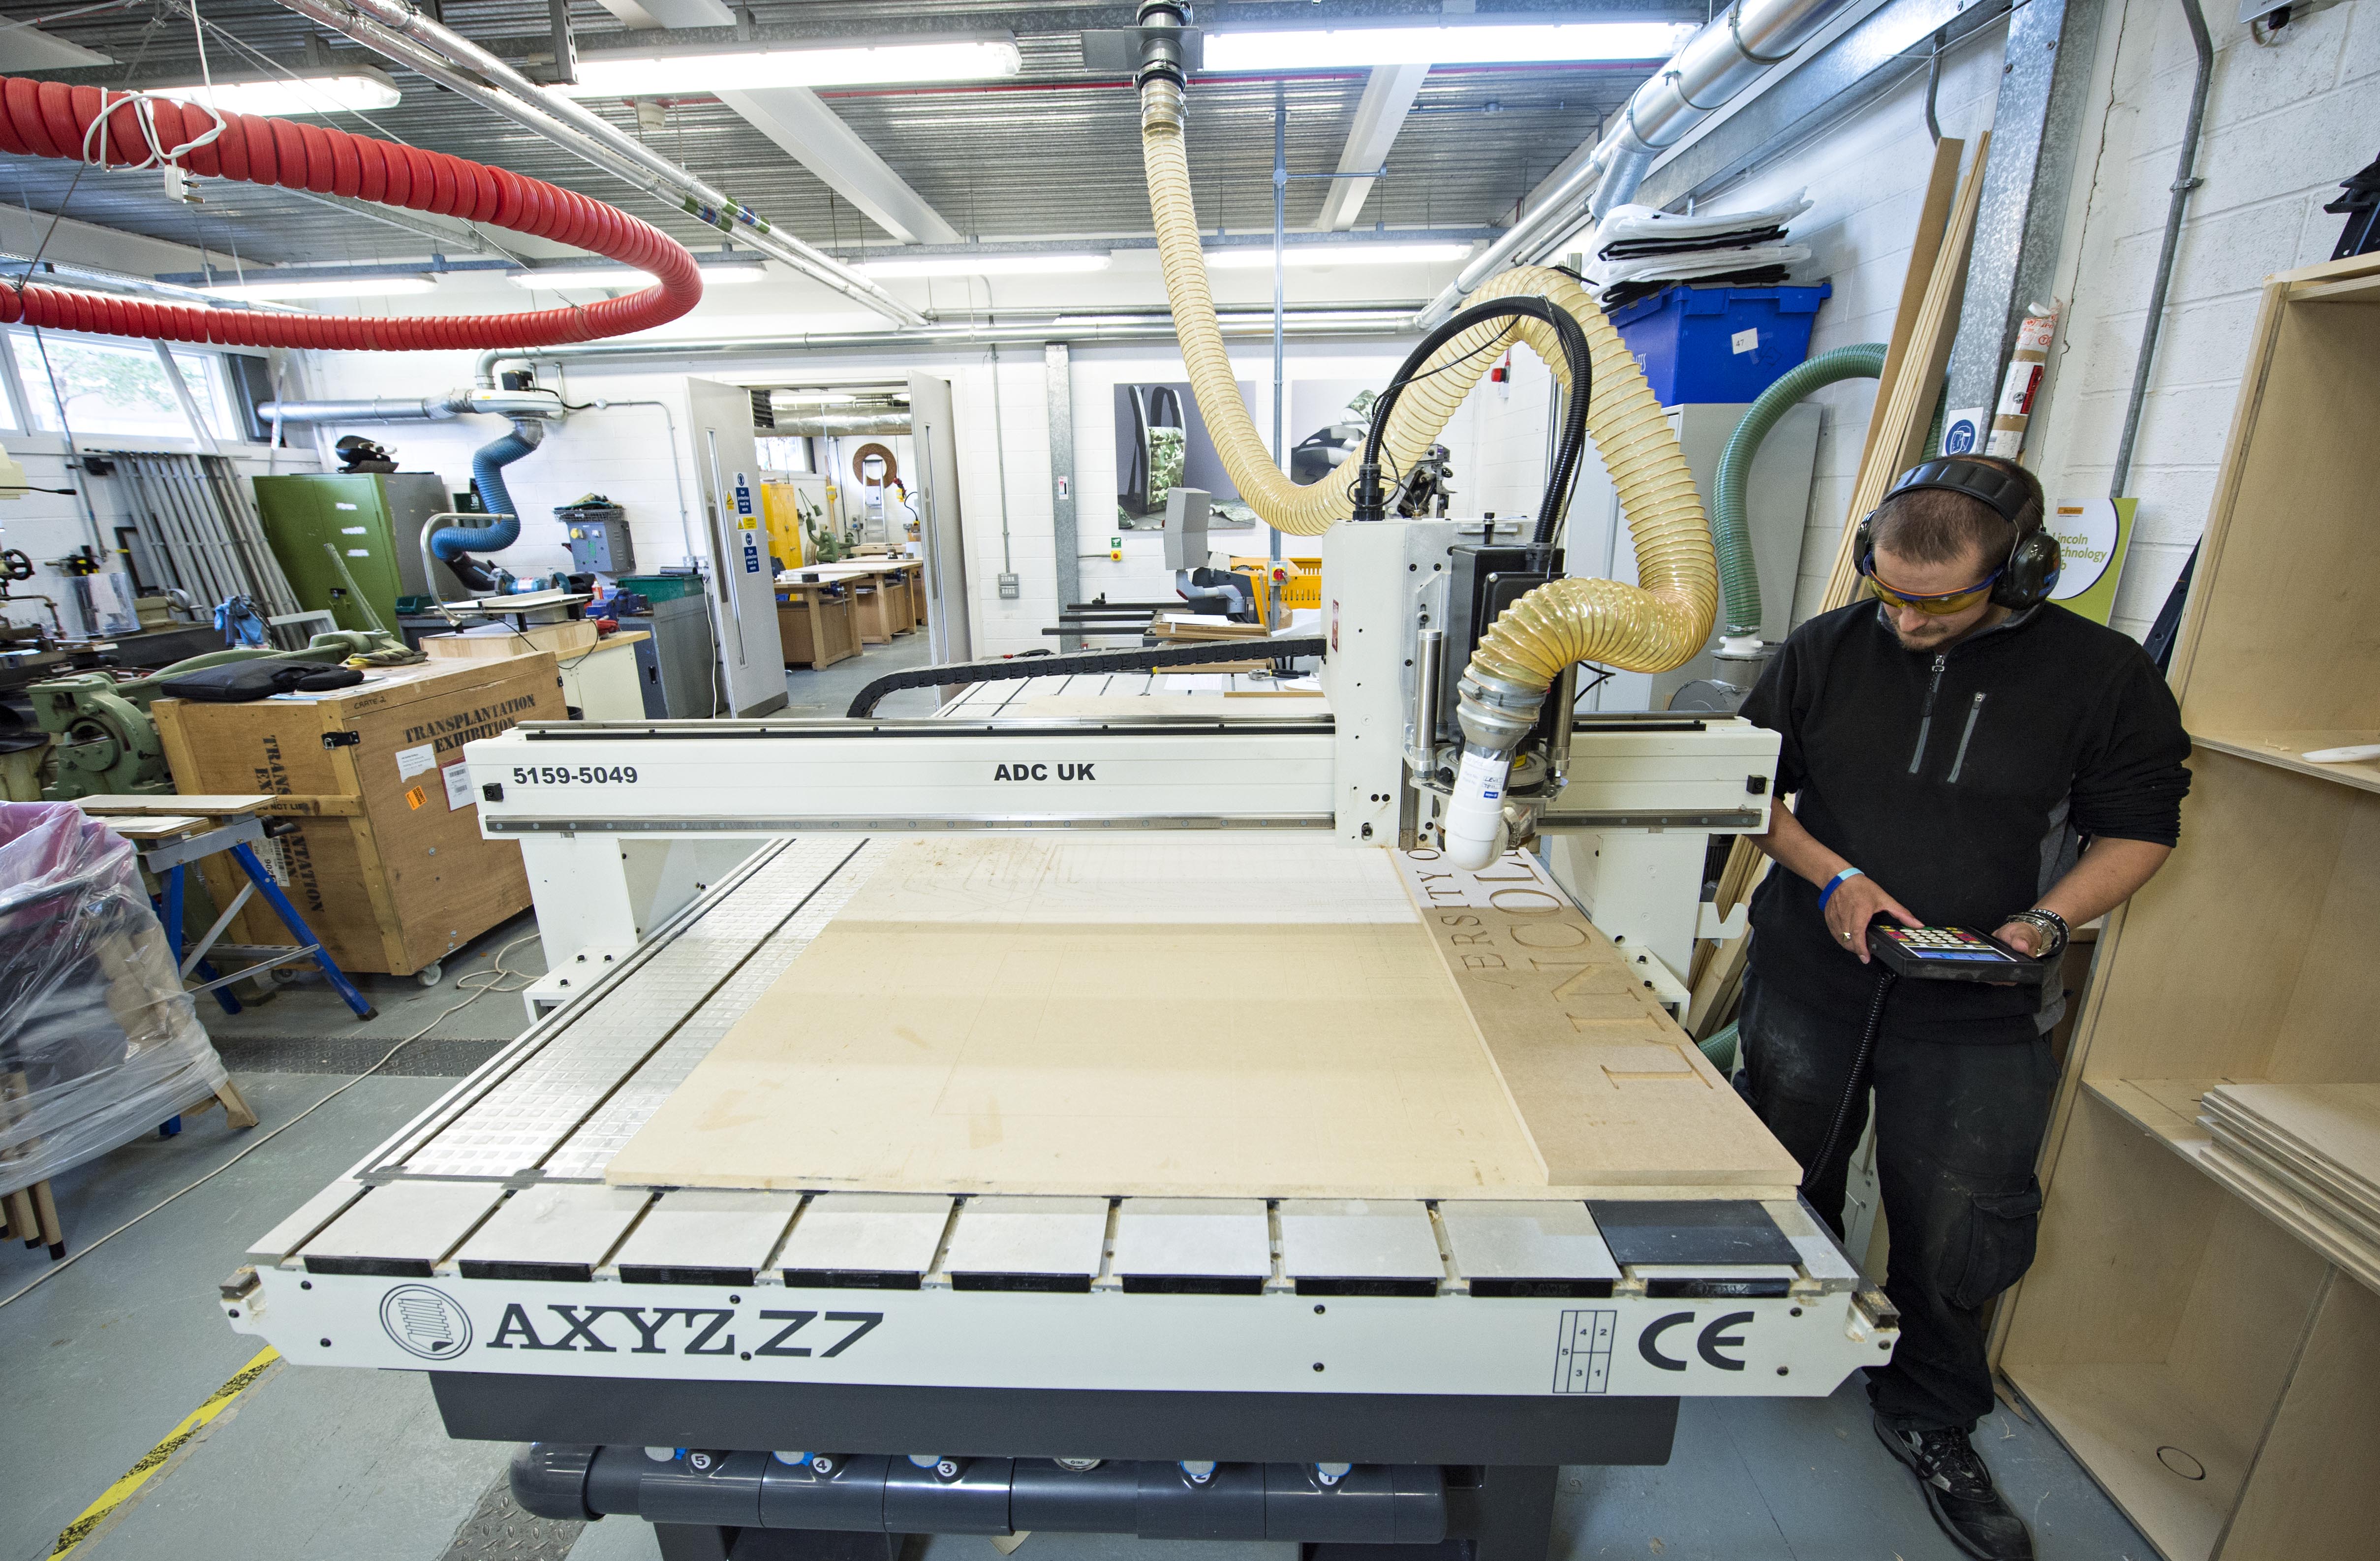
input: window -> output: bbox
[12,331,194,440]
[172,351,244,442]
[756,435,810,473]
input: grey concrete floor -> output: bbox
[0,1050,2158,1561]
[0,756,2157,1561]
[784,628,943,718]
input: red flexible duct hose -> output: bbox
[0,76,703,349]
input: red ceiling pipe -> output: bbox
[0,76,704,349]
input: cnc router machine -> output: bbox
[220,519,1894,1561]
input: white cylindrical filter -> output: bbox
[1445,747,1513,870]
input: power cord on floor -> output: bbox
[0,932,542,1310]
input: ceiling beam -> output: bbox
[587,0,962,247]
[1314,64,1427,232]
[717,87,964,247]
[586,0,735,32]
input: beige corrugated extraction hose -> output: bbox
[1144,76,1718,866]
[1140,76,1715,676]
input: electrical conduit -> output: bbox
[1140,62,1717,870]
[1710,342,1885,639]
[0,75,700,350]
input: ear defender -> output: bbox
[1868,458,2062,609]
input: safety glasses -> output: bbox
[1861,555,2003,616]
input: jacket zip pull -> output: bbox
[1947,691,1986,783]
[1908,654,1949,774]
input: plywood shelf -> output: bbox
[2191,729,2380,793]
[2002,1363,2241,1561]
[1996,253,2380,1560]
[2084,1077,2222,1153]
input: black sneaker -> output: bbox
[1873,1412,2035,1561]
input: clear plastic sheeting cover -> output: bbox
[0,803,228,1198]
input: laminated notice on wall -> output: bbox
[395,743,437,780]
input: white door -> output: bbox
[687,376,787,716]
[906,372,971,666]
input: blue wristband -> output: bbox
[1819,867,1864,911]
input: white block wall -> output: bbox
[1492,1,2375,644]
[1621,19,2011,626]
[2029,0,2380,636]
[953,349,1056,659]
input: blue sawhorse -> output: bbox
[138,811,378,1025]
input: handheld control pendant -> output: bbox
[1866,924,2053,985]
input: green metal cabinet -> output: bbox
[252,472,452,632]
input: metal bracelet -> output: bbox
[2007,909,2069,959]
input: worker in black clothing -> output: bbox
[1735,454,2190,1561]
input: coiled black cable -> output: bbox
[1350,296,1595,563]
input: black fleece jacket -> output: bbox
[1738,600,2192,1038]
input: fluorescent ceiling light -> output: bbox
[564,38,1020,96]
[201,274,438,301]
[856,253,1112,279]
[1204,22,1697,71]
[159,68,402,117]
[509,264,769,290]
[1205,242,1473,270]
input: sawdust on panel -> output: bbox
[605,837,1548,1197]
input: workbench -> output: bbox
[423,630,651,722]
[775,582,860,671]
[779,562,917,646]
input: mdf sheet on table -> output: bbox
[604,838,1797,1199]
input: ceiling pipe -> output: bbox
[269,0,927,328]
[257,387,566,422]
[472,310,1420,384]
[0,251,308,312]
[770,413,915,436]
[1414,0,1856,326]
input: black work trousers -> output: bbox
[1737,967,2057,1433]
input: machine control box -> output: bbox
[563,509,635,575]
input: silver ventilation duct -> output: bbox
[1416,0,1857,325]
[256,387,566,423]
[472,309,1419,385]
[769,412,914,437]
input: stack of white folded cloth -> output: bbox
[1586,193,1815,309]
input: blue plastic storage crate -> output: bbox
[1609,281,1832,405]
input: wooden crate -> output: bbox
[778,585,858,670]
[1992,252,2380,1561]
[153,654,566,976]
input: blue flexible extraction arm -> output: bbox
[430,419,544,592]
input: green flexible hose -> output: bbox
[1713,343,1888,638]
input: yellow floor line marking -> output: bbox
[50,1346,281,1559]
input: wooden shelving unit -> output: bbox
[1993,252,2380,1558]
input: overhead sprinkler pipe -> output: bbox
[0,74,700,350]
[271,0,925,328]
[1415,0,1855,327]
[1710,342,1885,640]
